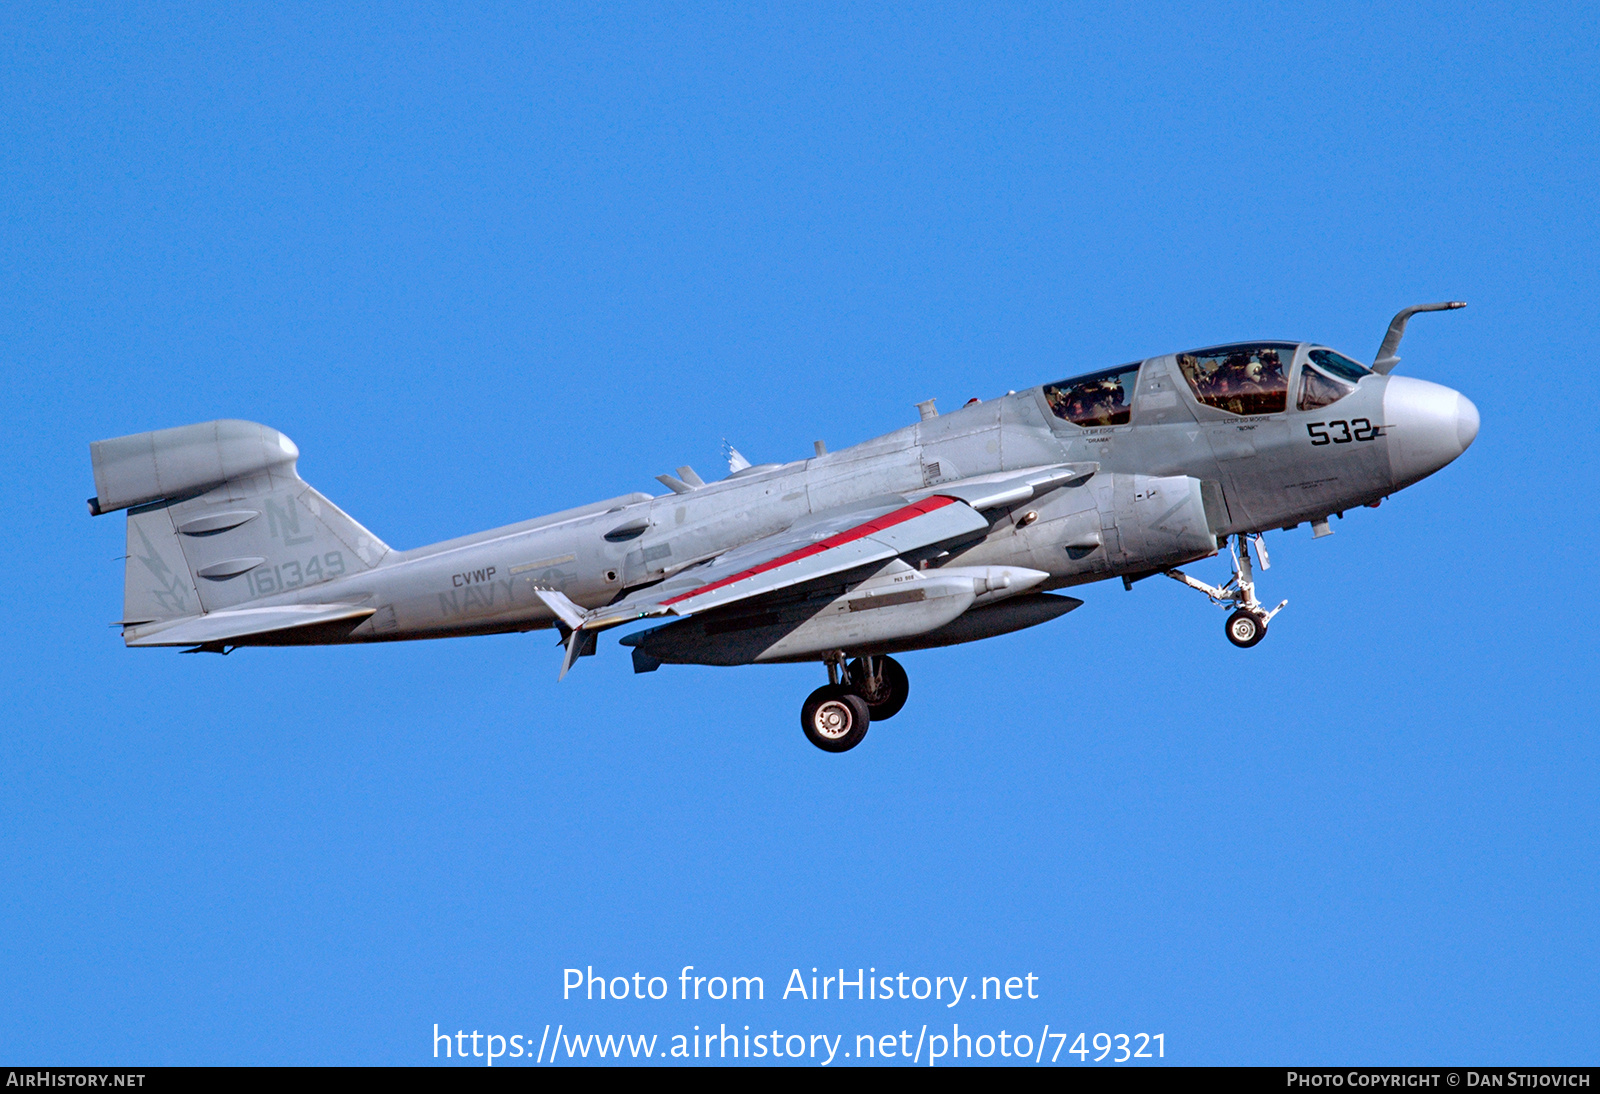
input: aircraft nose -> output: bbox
[1457,392,1480,450]
[1383,375,1479,488]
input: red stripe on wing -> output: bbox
[660,495,959,608]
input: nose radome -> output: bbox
[1457,392,1480,451]
[1384,375,1478,489]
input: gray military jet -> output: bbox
[87,303,1476,751]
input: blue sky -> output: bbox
[2,2,1596,1065]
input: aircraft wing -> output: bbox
[644,462,1093,615]
[532,462,1097,676]
[575,494,992,629]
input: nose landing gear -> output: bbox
[1165,533,1287,648]
[800,653,911,751]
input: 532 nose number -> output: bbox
[1307,418,1381,445]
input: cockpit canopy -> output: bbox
[1042,364,1141,426]
[1042,341,1373,426]
[1176,342,1295,416]
[1296,348,1371,410]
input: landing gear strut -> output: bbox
[1165,533,1287,649]
[801,653,912,751]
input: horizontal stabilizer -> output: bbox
[124,603,375,647]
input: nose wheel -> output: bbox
[1225,608,1267,648]
[1165,533,1286,648]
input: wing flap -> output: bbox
[124,603,376,646]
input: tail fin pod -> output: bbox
[90,420,390,629]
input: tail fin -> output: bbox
[90,420,390,636]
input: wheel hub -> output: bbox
[813,701,854,739]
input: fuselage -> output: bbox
[210,339,1479,647]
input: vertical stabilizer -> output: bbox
[123,504,201,626]
[90,420,391,641]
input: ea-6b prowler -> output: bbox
[87,304,1477,751]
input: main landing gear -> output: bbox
[1165,533,1287,649]
[800,654,911,752]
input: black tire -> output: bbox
[847,656,910,721]
[1225,609,1267,648]
[801,685,871,752]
